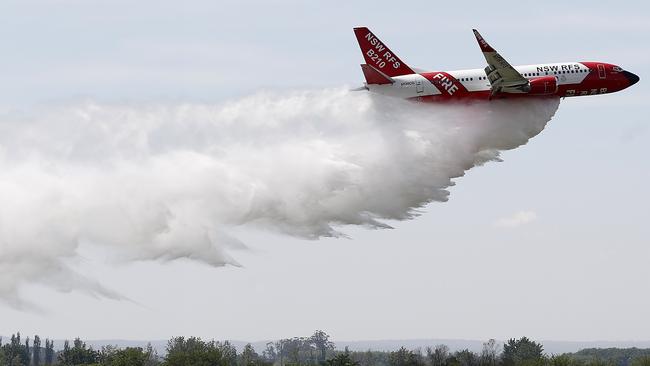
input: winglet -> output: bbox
[472,29,495,52]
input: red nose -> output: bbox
[622,71,640,86]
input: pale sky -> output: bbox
[1,0,649,343]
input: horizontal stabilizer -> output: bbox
[360,64,393,85]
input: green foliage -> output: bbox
[501,337,545,366]
[272,331,337,365]
[58,338,99,366]
[351,349,390,366]
[455,349,479,366]
[100,345,157,366]
[261,343,276,364]
[44,339,55,365]
[239,343,270,366]
[33,335,42,366]
[427,345,450,366]
[388,347,424,366]
[327,352,360,366]
[0,333,30,366]
[480,340,500,366]
[4,330,650,366]
[549,354,583,366]
[631,356,650,366]
[311,330,335,364]
[164,336,234,366]
[585,359,615,366]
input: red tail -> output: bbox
[353,27,414,77]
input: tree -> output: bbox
[262,343,276,364]
[327,352,360,366]
[239,343,273,366]
[102,346,157,366]
[44,340,54,365]
[357,350,377,366]
[217,342,237,366]
[24,338,30,366]
[1,333,29,366]
[58,338,98,365]
[283,338,305,365]
[454,350,479,366]
[274,340,288,366]
[32,335,41,366]
[275,337,312,366]
[164,336,232,366]
[389,347,424,366]
[501,337,545,366]
[427,345,450,366]
[310,331,335,364]
[480,340,499,366]
[145,343,160,366]
[239,344,260,366]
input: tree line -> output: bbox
[1,331,650,366]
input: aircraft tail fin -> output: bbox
[353,27,415,77]
[360,64,393,85]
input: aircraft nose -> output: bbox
[622,71,639,86]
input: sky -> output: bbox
[1,0,649,343]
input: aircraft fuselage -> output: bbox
[367,61,638,101]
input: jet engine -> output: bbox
[525,76,558,95]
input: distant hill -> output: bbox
[336,340,650,355]
[568,347,650,366]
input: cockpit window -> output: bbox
[613,66,623,72]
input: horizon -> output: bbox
[1,0,649,343]
[5,334,650,354]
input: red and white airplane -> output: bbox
[353,27,639,101]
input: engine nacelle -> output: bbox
[525,76,558,95]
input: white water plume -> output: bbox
[0,88,560,307]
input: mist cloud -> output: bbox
[0,89,560,307]
[494,210,539,228]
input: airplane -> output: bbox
[353,27,639,101]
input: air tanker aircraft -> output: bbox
[354,27,639,101]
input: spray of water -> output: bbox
[0,88,560,307]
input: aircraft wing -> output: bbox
[472,29,528,94]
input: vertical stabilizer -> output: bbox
[353,27,415,77]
